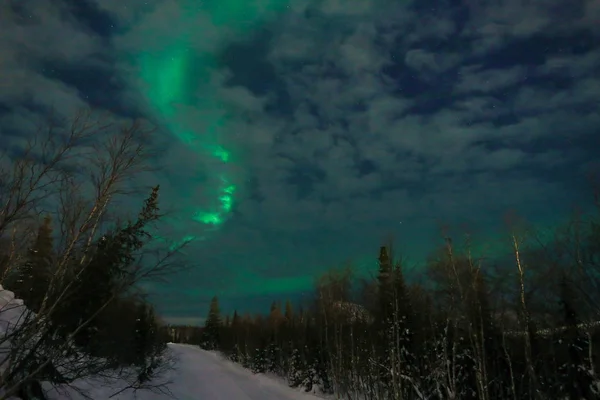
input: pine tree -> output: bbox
[58,187,161,349]
[201,296,222,350]
[287,347,305,387]
[252,335,268,373]
[266,341,280,373]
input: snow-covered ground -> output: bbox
[1,286,322,399]
[45,344,324,400]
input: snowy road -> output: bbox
[155,344,321,400]
[46,344,322,400]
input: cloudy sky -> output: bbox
[1,0,599,324]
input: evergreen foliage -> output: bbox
[200,296,222,350]
[163,196,600,399]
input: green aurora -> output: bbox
[130,0,594,302]
[137,0,290,245]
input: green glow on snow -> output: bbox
[135,0,290,243]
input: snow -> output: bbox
[0,285,28,368]
[0,285,31,400]
[0,285,323,399]
[0,287,28,372]
[45,344,325,400]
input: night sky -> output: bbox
[1,0,599,325]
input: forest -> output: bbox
[169,199,600,400]
[0,112,174,399]
[0,110,599,400]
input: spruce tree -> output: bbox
[201,296,222,350]
[58,186,161,350]
[288,347,305,387]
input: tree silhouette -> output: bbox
[201,296,222,350]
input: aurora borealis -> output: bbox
[139,45,237,234]
[136,0,291,239]
[1,0,599,325]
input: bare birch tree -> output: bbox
[0,109,186,399]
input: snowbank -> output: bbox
[0,286,28,360]
[0,285,30,399]
[2,290,324,399]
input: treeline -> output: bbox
[177,202,600,399]
[163,324,204,344]
[0,110,180,399]
[1,201,167,375]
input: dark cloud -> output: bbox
[1,0,598,323]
